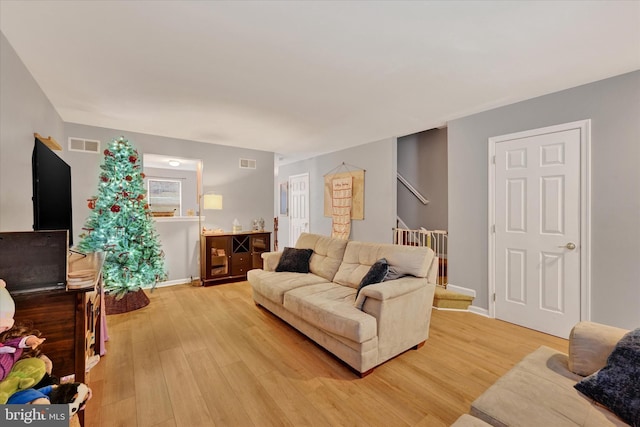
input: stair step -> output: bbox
[433,286,474,310]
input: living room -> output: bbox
[1,2,639,426]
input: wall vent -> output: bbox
[68,137,100,153]
[239,158,257,169]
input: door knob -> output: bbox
[559,242,576,250]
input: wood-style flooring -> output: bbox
[85,281,568,427]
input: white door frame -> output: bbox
[488,120,592,322]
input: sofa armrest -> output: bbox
[355,277,425,307]
[568,321,629,376]
[355,277,436,362]
[261,251,283,271]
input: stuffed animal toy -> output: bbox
[0,356,46,404]
[0,279,15,333]
[0,279,46,381]
[7,382,92,417]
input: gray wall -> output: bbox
[397,128,448,230]
[277,137,397,246]
[448,70,640,329]
[63,122,275,245]
[0,33,65,231]
[1,31,275,283]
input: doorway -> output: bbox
[488,120,591,338]
[289,173,310,246]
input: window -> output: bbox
[147,179,182,217]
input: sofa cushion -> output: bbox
[574,328,640,426]
[295,233,348,282]
[275,247,313,273]
[355,258,389,298]
[283,282,377,343]
[334,241,433,288]
[247,269,330,305]
[470,346,628,427]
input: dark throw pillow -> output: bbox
[275,247,314,273]
[384,265,407,281]
[574,327,640,426]
[355,258,389,298]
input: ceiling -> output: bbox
[1,1,639,163]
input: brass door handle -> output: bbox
[559,242,576,250]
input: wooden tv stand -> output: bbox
[11,251,106,427]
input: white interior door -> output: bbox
[289,173,309,246]
[490,122,588,338]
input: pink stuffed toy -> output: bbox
[0,279,46,380]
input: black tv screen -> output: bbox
[32,138,73,246]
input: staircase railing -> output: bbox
[397,172,429,204]
[393,227,447,286]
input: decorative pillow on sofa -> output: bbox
[275,247,314,273]
[355,258,389,298]
[574,327,640,426]
[384,265,408,281]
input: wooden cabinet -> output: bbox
[201,231,271,286]
[10,252,105,427]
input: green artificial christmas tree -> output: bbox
[78,136,166,298]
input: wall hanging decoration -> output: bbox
[324,162,366,239]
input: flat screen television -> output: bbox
[32,138,73,246]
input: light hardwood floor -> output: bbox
[85,281,568,427]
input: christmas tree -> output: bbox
[78,136,166,297]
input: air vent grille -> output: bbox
[239,158,257,169]
[68,137,100,153]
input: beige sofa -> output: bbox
[462,321,631,427]
[247,233,438,376]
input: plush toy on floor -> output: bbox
[0,357,46,404]
[7,382,92,417]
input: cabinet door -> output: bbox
[250,234,270,269]
[207,236,230,278]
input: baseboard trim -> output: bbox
[143,277,199,289]
[468,305,490,317]
[445,284,476,298]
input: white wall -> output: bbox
[0,33,64,231]
[277,137,397,246]
[448,70,640,330]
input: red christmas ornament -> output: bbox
[111,204,121,213]
[129,155,137,163]
[87,199,96,209]
[140,172,146,179]
[103,149,113,157]
[122,191,129,198]
[144,203,149,210]
[125,175,133,182]
[137,194,145,201]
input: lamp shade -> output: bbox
[203,194,223,210]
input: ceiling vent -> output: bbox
[239,158,257,169]
[68,137,100,153]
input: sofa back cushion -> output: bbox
[295,233,348,282]
[334,241,434,288]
